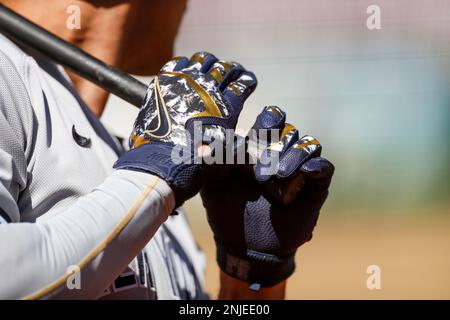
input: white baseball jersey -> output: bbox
[0,34,207,299]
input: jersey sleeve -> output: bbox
[0,169,175,299]
[0,43,177,300]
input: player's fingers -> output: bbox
[222,71,257,109]
[299,157,335,188]
[248,106,287,156]
[253,121,299,182]
[252,106,286,131]
[207,60,244,87]
[184,51,218,73]
[159,56,189,73]
[276,135,322,179]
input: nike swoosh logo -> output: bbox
[143,76,172,139]
[72,125,91,148]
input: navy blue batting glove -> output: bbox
[200,106,334,288]
[114,52,257,207]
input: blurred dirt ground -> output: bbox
[184,197,450,299]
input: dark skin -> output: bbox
[1,0,286,299]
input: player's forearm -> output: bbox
[0,170,174,299]
[218,271,286,300]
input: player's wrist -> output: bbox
[113,142,203,208]
[219,271,286,300]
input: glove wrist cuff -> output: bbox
[216,244,296,288]
[113,142,202,207]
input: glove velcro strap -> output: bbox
[216,245,296,288]
[113,142,201,207]
[113,143,178,181]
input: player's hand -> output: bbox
[200,106,334,288]
[114,52,257,207]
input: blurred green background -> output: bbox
[102,0,450,298]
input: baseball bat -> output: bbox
[0,4,146,107]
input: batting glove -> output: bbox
[200,106,334,288]
[114,52,257,207]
